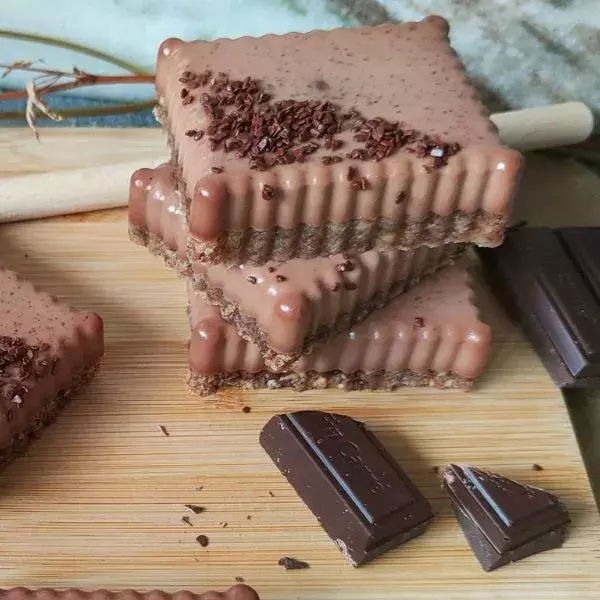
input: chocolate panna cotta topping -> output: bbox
[178,69,462,176]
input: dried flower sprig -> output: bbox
[0,29,155,138]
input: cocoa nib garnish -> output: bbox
[335,260,354,273]
[350,176,369,191]
[235,577,245,583]
[178,68,461,171]
[395,191,407,205]
[261,184,276,201]
[184,504,205,514]
[246,275,258,285]
[196,534,209,547]
[275,274,288,282]
[211,166,224,174]
[278,556,310,570]
[414,317,425,327]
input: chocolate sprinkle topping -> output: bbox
[1,336,57,416]
[275,274,287,282]
[395,191,407,205]
[235,577,245,583]
[262,184,276,201]
[278,556,310,570]
[178,69,461,172]
[350,176,369,191]
[196,534,209,547]
[211,166,224,174]
[414,317,425,327]
[335,260,354,273]
[246,275,258,285]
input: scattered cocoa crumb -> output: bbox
[158,425,170,437]
[278,556,310,570]
[184,504,205,514]
[196,534,209,547]
[346,166,358,181]
[246,275,258,285]
[242,406,251,413]
[335,260,354,273]
[414,317,425,327]
[532,463,544,471]
[262,184,276,200]
[221,522,228,528]
[235,577,245,583]
[432,466,440,474]
[395,191,407,205]
[246,515,252,520]
[211,166,224,174]
[196,484,205,492]
[268,491,275,497]
[275,274,287,282]
[350,176,369,191]
[181,516,193,527]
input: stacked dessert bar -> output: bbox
[129,16,522,395]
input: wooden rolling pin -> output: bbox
[0,101,594,223]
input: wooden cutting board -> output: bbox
[0,129,599,599]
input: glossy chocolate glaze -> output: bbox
[130,164,461,354]
[188,264,491,379]
[156,17,522,241]
[0,268,104,449]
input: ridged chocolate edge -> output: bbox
[157,105,508,267]
[192,245,466,372]
[187,368,474,396]
[0,361,101,472]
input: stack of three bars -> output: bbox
[129,16,522,395]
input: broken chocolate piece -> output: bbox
[184,504,205,514]
[442,464,569,571]
[278,556,310,570]
[196,534,209,547]
[260,411,433,566]
[477,226,600,388]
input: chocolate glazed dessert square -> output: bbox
[442,464,569,571]
[129,163,465,371]
[186,264,493,395]
[0,267,104,471]
[260,411,433,566]
[154,16,522,266]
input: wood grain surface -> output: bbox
[0,129,599,599]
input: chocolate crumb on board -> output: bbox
[335,259,354,272]
[414,317,425,327]
[246,515,252,520]
[195,484,205,492]
[235,577,245,583]
[158,425,170,437]
[432,466,440,474]
[196,534,209,547]
[278,556,310,570]
[268,491,275,497]
[184,504,206,514]
[242,406,251,413]
[221,522,228,528]
[181,516,193,527]
[532,463,544,471]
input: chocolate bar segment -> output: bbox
[156,17,522,265]
[1,267,104,470]
[260,411,433,566]
[442,464,569,571]
[187,264,492,394]
[477,226,600,388]
[0,586,259,600]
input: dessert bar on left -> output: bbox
[0,266,104,471]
